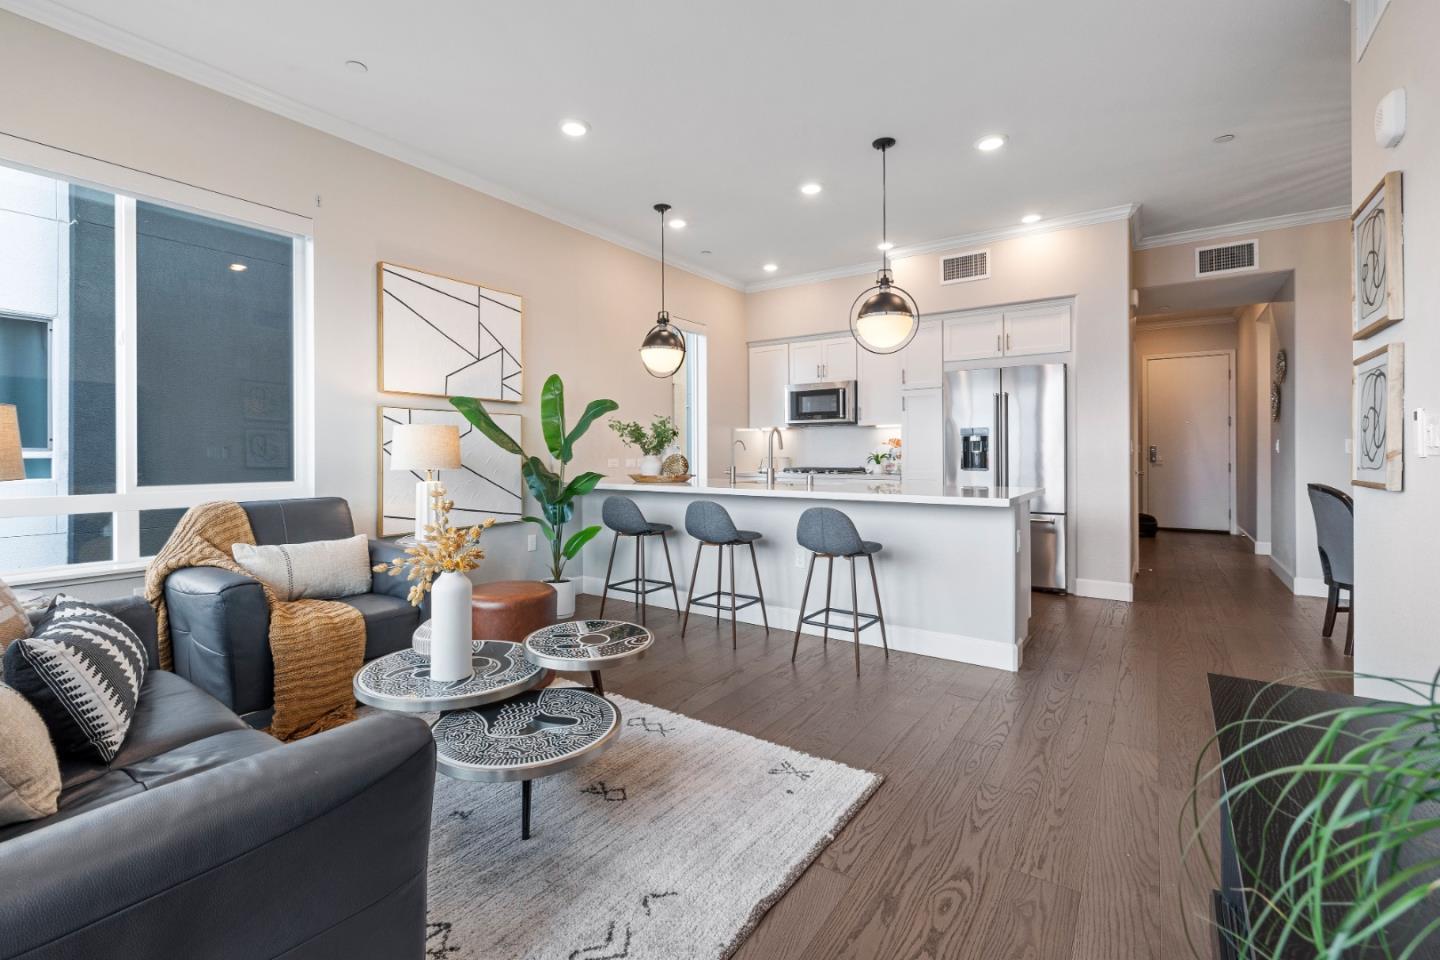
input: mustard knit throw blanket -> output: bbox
[144,502,366,741]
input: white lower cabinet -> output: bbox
[900,387,943,481]
[857,347,904,426]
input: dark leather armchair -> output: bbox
[164,497,428,725]
[1,598,436,960]
[1307,482,1354,656]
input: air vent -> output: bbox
[1195,240,1258,277]
[940,249,990,285]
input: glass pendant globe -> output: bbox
[852,282,918,353]
[640,318,686,377]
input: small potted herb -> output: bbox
[609,416,680,476]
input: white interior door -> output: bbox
[1143,353,1232,531]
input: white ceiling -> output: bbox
[5,0,1352,289]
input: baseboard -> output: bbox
[577,577,1023,671]
[1072,578,1134,603]
[1292,576,1329,599]
[1253,540,1272,556]
[1268,555,1295,591]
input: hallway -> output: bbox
[585,531,1349,959]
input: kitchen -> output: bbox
[585,295,1075,671]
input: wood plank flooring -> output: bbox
[576,531,1353,959]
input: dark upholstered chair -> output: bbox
[1307,483,1354,656]
[1,598,435,960]
[792,506,889,675]
[164,497,424,726]
[680,500,769,647]
[598,495,679,625]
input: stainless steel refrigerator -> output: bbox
[943,363,1067,592]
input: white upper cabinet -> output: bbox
[788,336,856,384]
[900,320,944,389]
[942,310,1004,363]
[856,346,904,426]
[1002,302,1072,356]
[748,343,790,429]
[941,301,1072,362]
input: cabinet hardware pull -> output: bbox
[1006,333,1012,350]
[995,333,1001,351]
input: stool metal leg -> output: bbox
[822,556,835,646]
[849,556,861,676]
[599,532,620,618]
[748,542,770,634]
[521,779,532,840]
[661,534,681,616]
[868,554,889,658]
[635,533,646,626]
[681,543,704,638]
[729,544,739,649]
[715,543,724,625]
[792,553,816,662]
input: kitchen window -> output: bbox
[0,162,312,580]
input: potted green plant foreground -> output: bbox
[452,375,617,617]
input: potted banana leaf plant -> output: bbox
[452,375,617,617]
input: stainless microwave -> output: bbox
[786,380,857,425]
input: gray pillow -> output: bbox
[232,534,372,601]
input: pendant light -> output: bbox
[640,202,687,378]
[850,137,919,354]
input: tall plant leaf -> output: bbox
[562,398,620,462]
[540,375,566,462]
[521,514,554,541]
[450,397,522,455]
[562,525,603,560]
[562,471,605,502]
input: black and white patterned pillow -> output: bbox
[2,596,148,762]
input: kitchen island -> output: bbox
[579,477,1043,670]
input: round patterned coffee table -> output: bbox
[523,619,652,695]
[353,641,542,713]
[434,687,621,839]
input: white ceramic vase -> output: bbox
[548,578,576,618]
[429,571,473,682]
[637,454,663,476]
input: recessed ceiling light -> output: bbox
[344,60,368,74]
[667,218,687,229]
[877,241,894,251]
[228,263,247,272]
[975,134,1007,152]
[1213,133,1236,144]
[762,263,779,273]
[560,119,590,138]
[1021,213,1043,225]
[799,182,823,196]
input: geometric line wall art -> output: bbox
[378,261,523,401]
[378,406,524,536]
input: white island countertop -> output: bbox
[594,477,1043,508]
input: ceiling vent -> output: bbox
[940,249,990,285]
[1195,240,1258,278]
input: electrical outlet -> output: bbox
[794,547,808,569]
[607,458,619,468]
[624,457,637,468]
[526,534,536,552]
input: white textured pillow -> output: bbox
[0,579,32,651]
[232,534,372,601]
[0,682,61,826]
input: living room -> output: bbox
[1,2,1437,958]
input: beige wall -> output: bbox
[1133,219,1350,590]
[0,12,747,581]
[748,219,1135,596]
[1351,0,1440,694]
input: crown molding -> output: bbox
[0,0,747,291]
[1134,206,1350,251]
[744,203,1140,293]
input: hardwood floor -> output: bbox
[577,531,1353,959]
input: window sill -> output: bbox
[5,559,150,590]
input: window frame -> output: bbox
[0,147,314,585]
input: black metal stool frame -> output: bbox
[681,540,770,648]
[599,529,680,625]
[791,552,889,676]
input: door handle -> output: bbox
[1029,517,1056,525]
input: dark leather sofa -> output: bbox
[0,595,436,960]
[165,497,429,726]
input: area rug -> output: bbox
[422,692,881,960]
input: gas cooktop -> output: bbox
[782,466,868,475]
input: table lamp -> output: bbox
[0,404,22,481]
[390,423,462,542]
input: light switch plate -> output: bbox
[607,458,619,468]
[1414,408,1440,459]
[526,534,536,551]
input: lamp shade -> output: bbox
[640,314,687,378]
[0,404,22,481]
[390,423,461,472]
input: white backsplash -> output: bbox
[729,425,901,473]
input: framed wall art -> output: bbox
[1352,342,1404,491]
[378,261,523,401]
[378,406,524,536]
[1351,171,1404,340]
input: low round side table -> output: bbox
[523,619,652,695]
[353,641,543,713]
[433,687,621,839]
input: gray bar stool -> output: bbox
[681,500,770,647]
[599,496,680,625]
[792,506,889,676]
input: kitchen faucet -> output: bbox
[729,438,746,484]
[765,427,784,488]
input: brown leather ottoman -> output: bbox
[470,580,558,643]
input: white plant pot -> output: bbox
[548,578,577,618]
[429,571,474,682]
[637,454,663,477]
